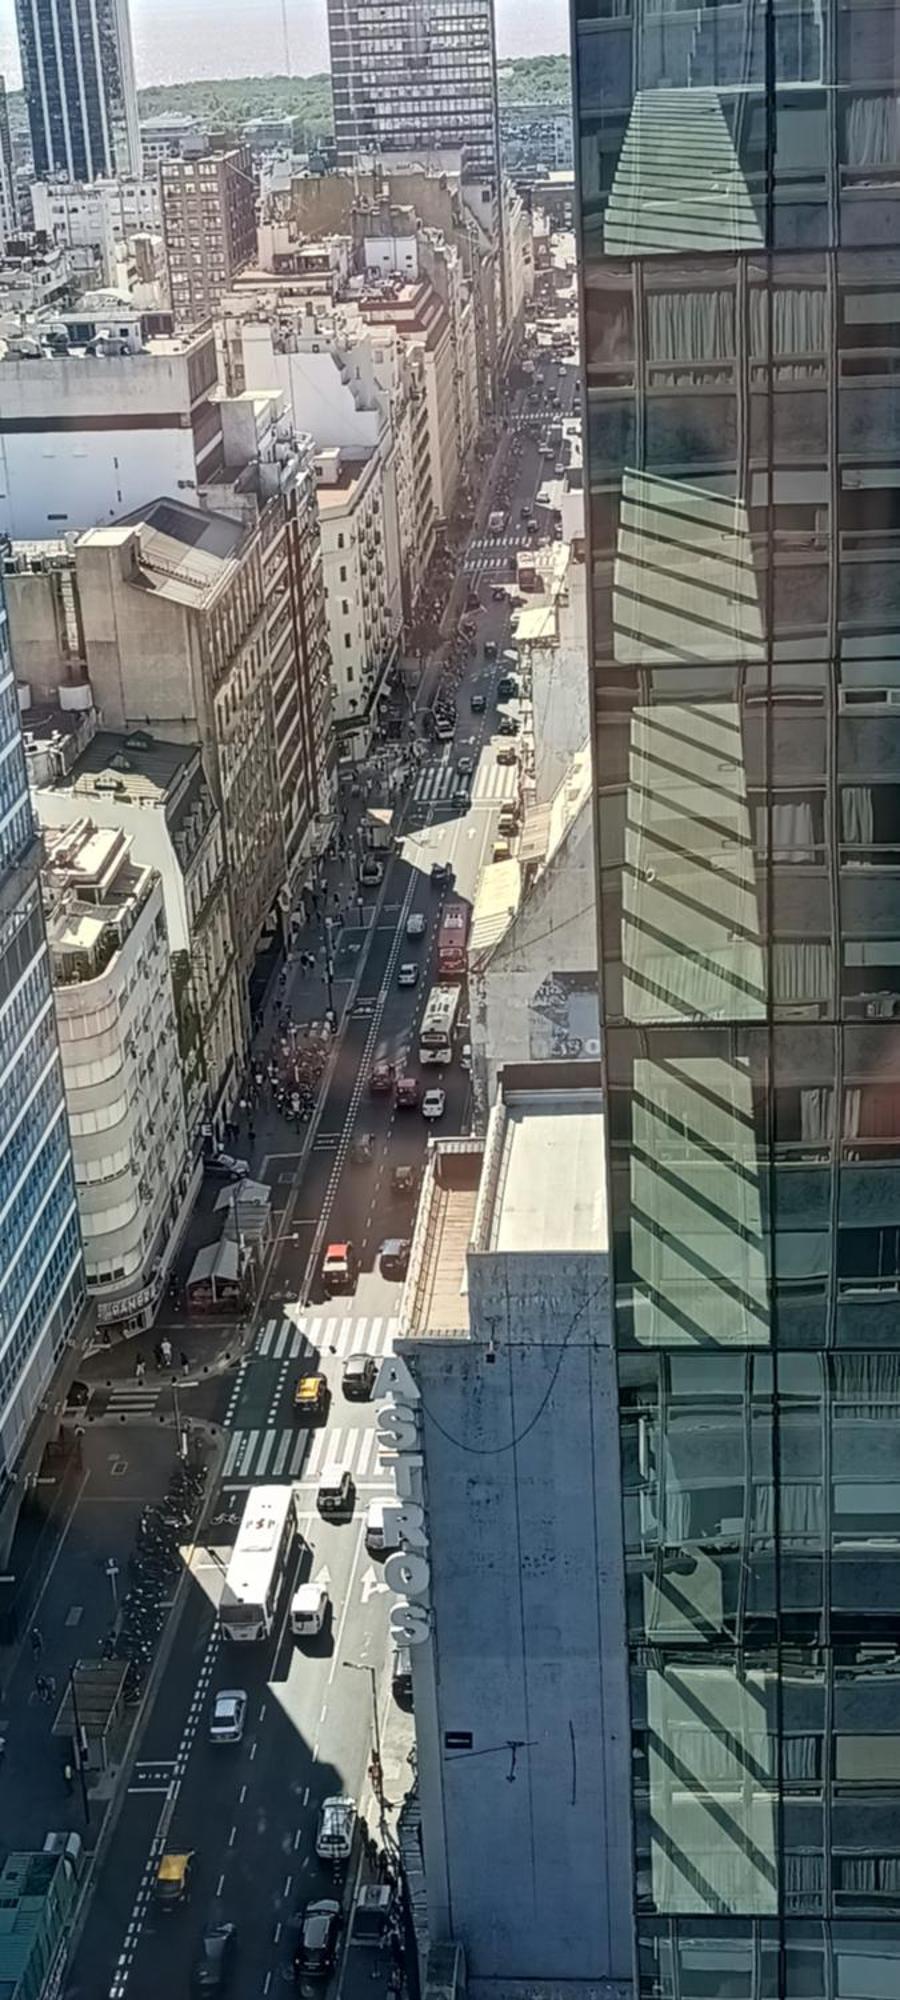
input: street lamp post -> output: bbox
[104,1557,119,1610]
[343,1660,386,1840]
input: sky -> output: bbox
[0,0,569,93]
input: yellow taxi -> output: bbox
[293,1373,329,1423]
[155,1852,194,1909]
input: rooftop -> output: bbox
[84,497,245,606]
[67,728,198,807]
[402,1071,607,1338]
[485,1087,607,1256]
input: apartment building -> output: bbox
[25,706,243,1143]
[30,177,163,288]
[161,145,256,328]
[0,77,18,245]
[316,445,397,752]
[43,819,196,1338]
[225,307,432,634]
[0,578,85,1488]
[204,394,337,892]
[570,0,900,1991]
[0,323,223,540]
[73,498,285,990]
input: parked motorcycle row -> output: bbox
[100,1457,207,1706]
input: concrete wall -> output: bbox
[470,797,598,1119]
[404,1304,634,2000]
[0,426,198,539]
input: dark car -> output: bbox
[342,1353,377,1401]
[190,1924,237,1995]
[379,1238,411,1280]
[294,1901,341,1983]
[497,714,519,736]
[430,861,454,887]
[497,676,519,700]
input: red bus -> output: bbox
[436,899,469,979]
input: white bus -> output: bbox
[220,1484,299,1642]
[419,984,460,1065]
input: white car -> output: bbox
[406,912,426,938]
[205,1152,250,1182]
[209,1689,247,1744]
[290,1584,330,1639]
[315,1795,357,1863]
[422,1088,446,1121]
[397,962,420,988]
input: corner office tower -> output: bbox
[571,0,900,1995]
[15,0,141,180]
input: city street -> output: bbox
[51,375,567,2000]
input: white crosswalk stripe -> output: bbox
[413,759,519,805]
[107,1384,160,1412]
[222,1422,391,1488]
[253,1313,398,1363]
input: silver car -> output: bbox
[209,1689,247,1745]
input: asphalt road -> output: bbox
[67,344,576,2000]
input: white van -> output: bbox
[365,1499,401,1555]
[290,1583,330,1638]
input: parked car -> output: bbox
[497,714,519,736]
[430,861,453,887]
[315,1796,357,1864]
[205,1153,249,1182]
[293,1901,341,1982]
[457,754,474,775]
[496,746,518,767]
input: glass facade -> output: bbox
[327,0,501,185]
[14,0,140,180]
[571,1,900,1992]
[0,582,84,1489]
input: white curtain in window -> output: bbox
[756,801,816,860]
[841,786,875,844]
[846,95,900,169]
[772,941,832,1004]
[784,1734,820,1782]
[754,1481,820,1536]
[831,1353,900,1413]
[647,289,735,364]
[840,1857,900,1895]
[800,1087,833,1142]
[663,1488,692,1542]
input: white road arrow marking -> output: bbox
[313,1564,331,1587]
[360,1565,389,1603]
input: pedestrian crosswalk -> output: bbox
[105,1382,162,1416]
[413,761,518,806]
[222,1419,387,1488]
[463,531,520,577]
[253,1313,398,1362]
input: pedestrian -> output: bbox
[135,1354,145,1385]
[30,1625,42,1661]
[180,1350,190,1377]
[248,1125,256,1149]
[35,1673,49,1702]
[160,1336,173,1370]
[154,1340,164,1370]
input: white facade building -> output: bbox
[316,445,398,752]
[44,818,197,1336]
[0,325,223,540]
[30,177,163,289]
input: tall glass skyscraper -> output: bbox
[327,0,501,186]
[0,577,84,1490]
[14,0,141,180]
[571,2,900,1994]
